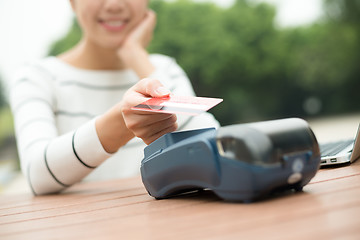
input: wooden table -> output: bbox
[0,161,359,240]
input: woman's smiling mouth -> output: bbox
[99,19,127,31]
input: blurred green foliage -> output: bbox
[48,19,82,57]
[48,0,360,125]
[0,76,8,143]
[0,78,6,110]
[0,107,14,143]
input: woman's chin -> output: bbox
[98,38,125,50]
[111,42,125,50]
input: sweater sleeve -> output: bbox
[149,55,220,131]
[9,65,111,195]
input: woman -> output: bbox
[10,0,219,195]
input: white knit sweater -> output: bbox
[9,54,220,195]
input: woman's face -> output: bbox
[71,0,148,49]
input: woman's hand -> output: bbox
[96,78,177,153]
[117,10,157,79]
[122,9,156,50]
[120,78,178,145]
[117,9,156,57]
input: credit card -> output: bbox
[131,95,223,115]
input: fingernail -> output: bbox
[156,86,171,96]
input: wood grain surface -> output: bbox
[0,161,359,240]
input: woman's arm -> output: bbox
[10,67,114,195]
[10,66,175,195]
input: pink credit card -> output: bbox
[131,95,223,115]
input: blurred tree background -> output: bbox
[0,76,14,145]
[0,78,5,110]
[0,75,19,190]
[47,0,360,125]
